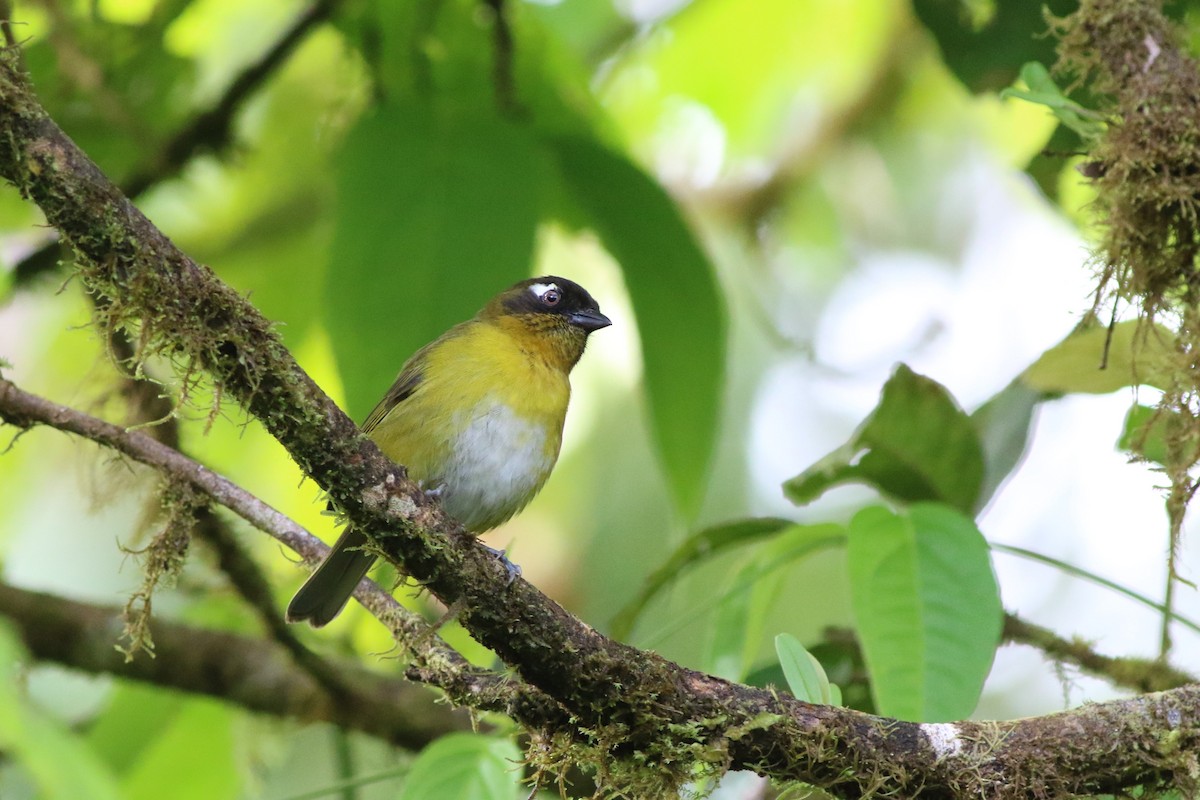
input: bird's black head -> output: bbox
[480,276,610,372]
[495,276,611,333]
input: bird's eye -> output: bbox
[542,289,560,306]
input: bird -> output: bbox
[286,275,611,626]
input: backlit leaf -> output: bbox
[775,633,839,705]
[703,525,845,681]
[785,365,984,514]
[610,517,794,640]
[1022,320,1173,394]
[546,135,725,517]
[847,504,1001,722]
[969,379,1046,511]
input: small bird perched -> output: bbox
[287,276,611,626]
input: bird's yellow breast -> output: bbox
[366,319,571,531]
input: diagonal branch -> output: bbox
[1,48,1198,798]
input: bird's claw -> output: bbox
[420,481,446,499]
[479,542,522,586]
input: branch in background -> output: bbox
[122,0,340,198]
[11,0,341,288]
[0,376,317,558]
[1003,613,1195,693]
[482,0,520,116]
[2,44,1199,797]
[191,507,355,700]
[0,582,469,749]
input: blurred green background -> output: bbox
[1,0,1198,797]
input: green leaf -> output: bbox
[1022,320,1173,394]
[784,364,984,513]
[397,733,522,800]
[545,135,726,517]
[610,517,794,640]
[969,379,1047,511]
[327,100,547,420]
[1000,62,1106,141]
[122,699,240,800]
[703,525,845,681]
[847,504,1002,722]
[0,624,122,799]
[85,684,183,773]
[774,633,839,705]
[1118,403,1172,466]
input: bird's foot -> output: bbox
[419,481,446,499]
[479,542,523,586]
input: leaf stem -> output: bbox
[991,543,1200,638]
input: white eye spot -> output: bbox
[530,282,562,307]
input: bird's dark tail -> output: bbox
[286,526,376,627]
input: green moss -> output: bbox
[117,481,200,660]
[1056,0,1200,662]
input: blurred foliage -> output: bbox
[1,0,1198,796]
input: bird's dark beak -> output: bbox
[569,309,612,332]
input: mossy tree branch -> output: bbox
[1003,613,1196,694]
[1,42,1199,798]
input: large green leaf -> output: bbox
[546,135,725,516]
[1022,320,1173,394]
[847,504,1001,722]
[397,733,522,800]
[785,364,984,514]
[610,516,794,640]
[326,100,547,420]
[0,624,122,799]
